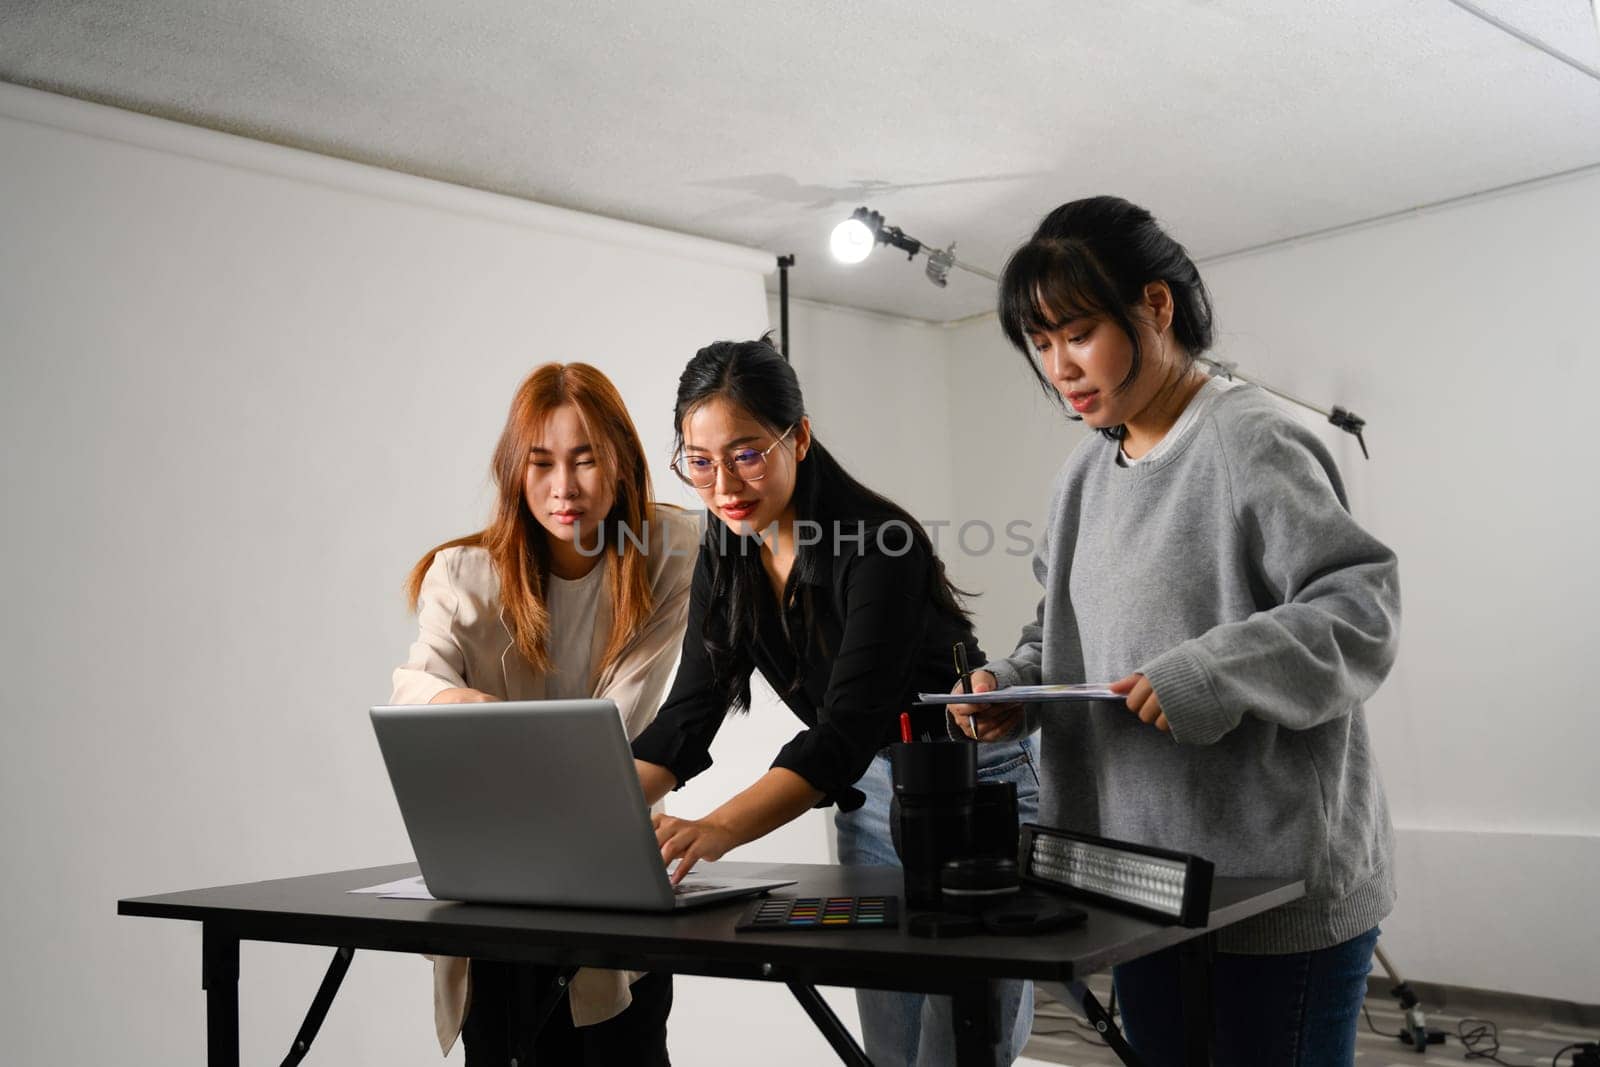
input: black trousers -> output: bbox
[462,960,672,1067]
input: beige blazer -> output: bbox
[390,505,699,1055]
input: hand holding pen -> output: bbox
[948,644,1023,742]
[949,643,1041,787]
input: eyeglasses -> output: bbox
[671,425,796,489]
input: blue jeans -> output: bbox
[1112,926,1379,1067]
[834,739,1041,1067]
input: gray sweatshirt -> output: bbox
[984,383,1400,954]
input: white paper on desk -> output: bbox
[916,682,1121,704]
[348,874,436,900]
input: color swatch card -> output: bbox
[736,895,900,932]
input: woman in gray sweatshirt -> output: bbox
[951,196,1400,1066]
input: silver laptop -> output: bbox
[369,699,795,910]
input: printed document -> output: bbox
[916,682,1120,705]
[348,874,435,900]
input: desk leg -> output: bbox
[786,984,870,1067]
[1041,981,1143,1066]
[1178,932,1216,1066]
[282,947,355,1067]
[201,924,239,1067]
[950,980,1000,1067]
[527,967,581,1038]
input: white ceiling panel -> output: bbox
[1454,0,1600,67]
[3,0,1597,321]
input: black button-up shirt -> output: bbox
[631,520,982,811]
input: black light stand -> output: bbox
[1373,943,1447,1051]
[777,254,795,361]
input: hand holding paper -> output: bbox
[943,670,1022,742]
[1112,673,1170,733]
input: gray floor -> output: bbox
[1021,975,1597,1066]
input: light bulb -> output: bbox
[829,217,876,264]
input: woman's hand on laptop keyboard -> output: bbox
[652,768,823,883]
[652,813,736,885]
[428,687,498,704]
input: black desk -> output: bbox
[119,860,1303,1066]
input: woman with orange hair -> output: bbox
[391,362,697,1066]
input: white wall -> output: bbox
[0,83,871,1066]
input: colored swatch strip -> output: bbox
[746,896,894,928]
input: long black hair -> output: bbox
[673,336,970,713]
[998,195,1215,437]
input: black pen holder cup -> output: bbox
[888,741,977,910]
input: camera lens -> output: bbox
[939,856,1020,916]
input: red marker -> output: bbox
[900,711,913,743]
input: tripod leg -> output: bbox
[1374,939,1443,1050]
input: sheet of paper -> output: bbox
[348,874,436,900]
[916,682,1121,705]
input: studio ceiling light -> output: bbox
[828,210,877,264]
[828,206,997,287]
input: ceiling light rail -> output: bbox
[831,205,1372,458]
[1197,358,1368,459]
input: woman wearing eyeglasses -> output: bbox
[391,362,697,1066]
[630,337,1038,1067]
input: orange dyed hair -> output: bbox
[405,363,657,679]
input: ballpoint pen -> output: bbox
[952,642,978,739]
[952,641,1041,787]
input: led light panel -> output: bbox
[1020,824,1214,927]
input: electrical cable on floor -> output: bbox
[1364,996,1596,1067]
[1032,982,1117,1049]
[1039,957,1591,1066]
[1551,1042,1600,1067]
[1030,1016,1112,1047]
[1065,1020,1112,1047]
[1040,987,1590,1065]
[1457,1017,1538,1067]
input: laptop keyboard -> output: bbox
[673,882,726,895]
